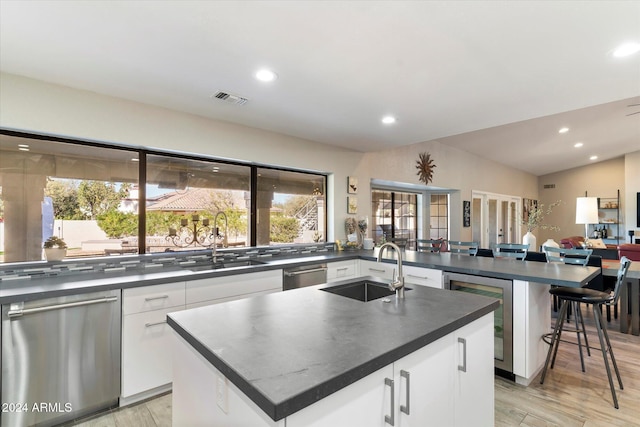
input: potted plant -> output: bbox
[43,236,68,261]
[521,200,561,251]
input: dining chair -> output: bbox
[540,257,631,409]
[448,240,479,255]
[416,239,442,253]
[388,237,408,251]
[491,243,529,260]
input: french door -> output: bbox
[472,192,520,248]
[371,190,417,247]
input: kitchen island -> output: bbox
[167,278,499,426]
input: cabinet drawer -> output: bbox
[123,282,185,315]
[404,266,443,289]
[359,260,395,280]
[186,270,282,305]
[122,306,184,398]
[327,260,357,282]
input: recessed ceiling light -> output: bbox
[18,147,29,152]
[574,142,583,148]
[131,158,139,162]
[558,127,569,134]
[255,69,278,82]
[381,116,397,125]
[18,144,29,148]
[589,155,598,161]
[613,42,640,58]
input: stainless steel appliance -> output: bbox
[2,290,121,427]
[283,264,327,290]
[444,272,513,375]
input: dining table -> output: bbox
[602,258,640,335]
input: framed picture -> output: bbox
[463,200,471,227]
[347,196,358,214]
[347,176,358,194]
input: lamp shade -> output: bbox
[575,197,599,224]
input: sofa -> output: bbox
[618,243,640,261]
[560,236,586,249]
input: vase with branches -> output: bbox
[521,200,561,250]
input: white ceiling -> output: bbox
[1,1,639,176]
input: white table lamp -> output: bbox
[576,197,599,240]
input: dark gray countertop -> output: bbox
[167,277,500,421]
[0,250,600,304]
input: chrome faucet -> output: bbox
[376,242,405,299]
[211,211,228,264]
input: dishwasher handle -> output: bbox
[7,296,119,318]
[283,267,328,277]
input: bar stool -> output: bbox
[448,240,479,255]
[540,256,631,409]
[543,246,593,370]
[491,243,529,260]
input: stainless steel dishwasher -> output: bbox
[1,290,121,427]
[283,264,328,290]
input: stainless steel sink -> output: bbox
[321,280,411,302]
[216,259,267,269]
[188,259,267,271]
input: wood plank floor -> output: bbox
[70,306,640,427]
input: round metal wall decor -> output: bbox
[416,152,436,184]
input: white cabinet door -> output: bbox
[286,364,394,427]
[454,313,494,427]
[403,265,443,289]
[122,306,184,398]
[186,270,282,306]
[327,260,357,282]
[359,260,395,280]
[394,334,455,427]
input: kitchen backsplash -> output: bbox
[0,243,336,282]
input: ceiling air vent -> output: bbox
[543,184,556,189]
[211,91,249,106]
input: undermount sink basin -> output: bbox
[321,280,410,302]
[189,259,267,271]
[216,259,267,269]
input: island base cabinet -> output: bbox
[286,365,394,427]
[454,313,495,427]
[171,313,494,427]
[172,332,284,427]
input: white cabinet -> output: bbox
[122,281,186,402]
[327,260,358,282]
[403,265,443,289]
[286,365,394,427]
[185,269,282,309]
[359,260,395,280]
[453,313,495,427]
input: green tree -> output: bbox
[146,211,182,236]
[270,215,299,243]
[44,179,83,219]
[77,181,128,219]
[97,211,137,238]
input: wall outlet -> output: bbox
[216,376,228,413]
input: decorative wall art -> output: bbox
[416,152,436,184]
[347,196,358,214]
[348,176,358,194]
[463,200,471,227]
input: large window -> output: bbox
[0,132,139,262]
[256,168,326,246]
[0,130,327,263]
